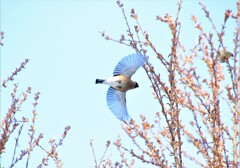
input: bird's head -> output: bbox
[135,82,139,88]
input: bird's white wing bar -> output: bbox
[106,87,130,121]
[113,53,147,77]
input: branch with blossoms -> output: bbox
[1,42,71,167]
[90,139,124,168]
[93,0,240,167]
[36,126,71,168]
[1,59,29,88]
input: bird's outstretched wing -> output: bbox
[106,87,130,121]
[113,53,147,77]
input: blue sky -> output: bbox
[1,0,237,167]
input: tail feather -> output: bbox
[96,79,105,84]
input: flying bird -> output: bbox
[96,53,147,121]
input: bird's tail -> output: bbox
[95,79,105,84]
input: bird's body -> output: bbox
[96,75,137,92]
[96,53,147,121]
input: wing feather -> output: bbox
[113,53,147,77]
[106,87,130,121]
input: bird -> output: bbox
[218,49,233,63]
[96,53,147,121]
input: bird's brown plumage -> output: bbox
[106,75,136,92]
